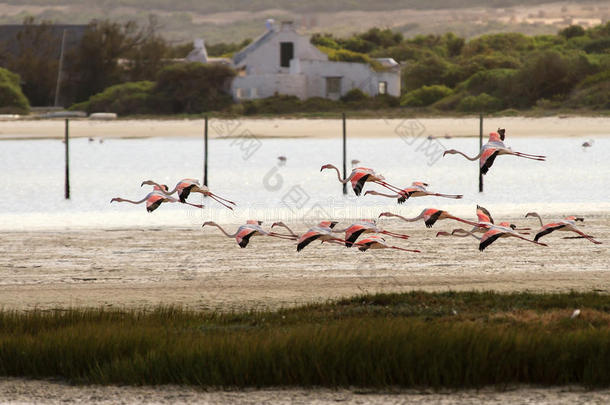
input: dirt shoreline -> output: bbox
[0,378,609,404]
[1,116,610,140]
[0,216,607,312]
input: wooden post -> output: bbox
[342,112,347,195]
[203,116,208,187]
[54,29,67,107]
[478,114,483,193]
[64,119,70,199]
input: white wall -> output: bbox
[235,25,327,75]
[232,74,307,100]
[297,60,401,98]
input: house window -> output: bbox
[236,88,244,99]
[378,81,388,95]
[326,77,342,98]
[250,88,258,98]
[280,42,294,68]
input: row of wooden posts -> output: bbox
[61,115,485,200]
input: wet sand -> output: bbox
[1,116,610,140]
[1,378,609,404]
[0,216,607,312]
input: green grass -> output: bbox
[1,291,609,387]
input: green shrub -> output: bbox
[0,67,29,114]
[401,85,453,107]
[565,80,610,109]
[457,93,503,112]
[242,95,303,115]
[462,68,518,98]
[77,81,155,115]
[341,88,368,103]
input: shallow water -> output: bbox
[1,135,608,230]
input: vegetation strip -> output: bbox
[0,291,608,387]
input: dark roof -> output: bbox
[0,24,87,59]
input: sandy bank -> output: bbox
[1,116,609,140]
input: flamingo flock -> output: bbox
[111,128,602,252]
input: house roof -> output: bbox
[233,28,276,66]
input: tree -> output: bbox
[154,62,235,114]
[0,17,60,106]
[64,19,157,103]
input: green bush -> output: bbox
[341,88,368,103]
[242,95,303,115]
[0,67,29,114]
[401,85,453,107]
[462,68,518,98]
[75,81,155,115]
[566,80,610,109]
[457,93,503,112]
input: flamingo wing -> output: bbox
[345,224,367,247]
[297,230,322,252]
[351,172,371,196]
[476,205,494,224]
[236,227,257,248]
[146,194,166,212]
[479,228,505,251]
[424,210,443,228]
[397,188,417,204]
[177,184,196,202]
[480,149,499,175]
[534,223,566,242]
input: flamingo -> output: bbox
[320,164,403,196]
[525,212,601,244]
[379,209,479,228]
[202,220,296,248]
[355,235,421,253]
[271,221,350,252]
[341,219,410,247]
[436,205,530,237]
[444,222,548,251]
[443,128,546,175]
[141,179,235,210]
[364,182,462,204]
[110,190,204,212]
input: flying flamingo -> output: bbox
[354,235,420,253]
[202,220,296,248]
[443,222,548,251]
[271,221,351,252]
[364,182,462,204]
[320,164,403,196]
[110,189,204,212]
[341,219,410,247]
[443,128,546,175]
[379,209,479,228]
[436,205,530,237]
[525,212,601,244]
[142,179,236,210]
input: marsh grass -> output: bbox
[0,291,608,387]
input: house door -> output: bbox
[325,77,342,99]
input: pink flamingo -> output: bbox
[142,179,235,210]
[355,235,421,253]
[379,209,479,228]
[341,219,410,247]
[271,221,351,252]
[110,189,204,212]
[436,205,530,237]
[525,212,601,244]
[444,222,548,251]
[202,220,296,248]
[443,128,546,175]
[364,181,462,204]
[320,164,403,196]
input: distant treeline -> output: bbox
[0,18,608,115]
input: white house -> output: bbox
[230,21,401,101]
